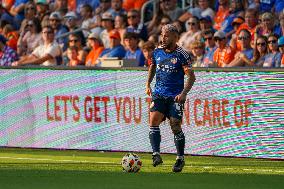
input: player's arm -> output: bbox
[181,66,196,95]
[145,63,156,96]
[175,66,196,103]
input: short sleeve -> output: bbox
[46,44,61,58]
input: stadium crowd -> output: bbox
[0,0,284,67]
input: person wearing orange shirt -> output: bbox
[85,32,105,66]
[231,8,258,50]
[123,0,148,11]
[213,31,235,67]
[214,0,230,31]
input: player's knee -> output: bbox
[170,119,182,134]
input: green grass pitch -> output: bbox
[0,148,283,189]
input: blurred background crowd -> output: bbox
[0,0,284,68]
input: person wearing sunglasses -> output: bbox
[126,9,148,41]
[263,34,282,67]
[213,30,235,67]
[227,29,253,67]
[202,29,217,67]
[178,16,202,51]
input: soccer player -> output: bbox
[145,24,196,172]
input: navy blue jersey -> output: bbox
[152,46,192,97]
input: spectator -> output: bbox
[126,9,148,41]
[236,8,258,38]
[230,16,245,40]
[36,0,50,21]
[17,18,42,56]
[227,29,253,67]
[66,46,80,66]
[19,2,37,34]
[80,4,96,38]
[85,32,105,66]
[75,0,100,14]
[254,0,275,13]
[141,41,155,67]
[275,0,284,15]
[231,8,259,50]
[0,34,18,66]
[220,0,245,37]
[147,0,168,34]
[256,12,275,38]
[214,0,230,30]
[100,12,115,48]
[273,12,284,38]
[178,16,202,51]
[95,0,112,16]
[159,0,184,21]
[122,0,148,11]
[199,16,215,33]
[179,0,215,23]
[64,11,86,46]
[2,24,19,51]
[0,4,14,29]
[279,36,284,67]
[49,11,69,51]
[65,34,87,65]
[9,0,29,29]
[2,0,15,11]
[114,14,128,43]
[251,35,268,66]
[50,0,68,13]
[213,30,235,67]
[263,34,282,67]
[100,29,126,59]
[12,25,62,66]
[149,15,172,36]
[191,40,206,67]
[109,0,127,18]
[202,29,217,67]
[148,34,160,46]
[123,32,145,66]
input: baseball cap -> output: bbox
[199,16,212,23]
[49,12,62,20]
[64,12,77,19]
[109,30,121,40]
[232,16,245,26]
[214,31,226,39]
[278,36,284,46]
[36,0,48,5]
[101,12,114,21]
[88,32,100,39]
[0,34,7,44]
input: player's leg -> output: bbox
[149,95,166,167]
[169,102,185,172]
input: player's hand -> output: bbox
[174,93,187,103]
[145,86,152,96]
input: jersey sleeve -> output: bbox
[151,49,157,66]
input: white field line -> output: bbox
[0,156,113,164]
[0,156,284,173]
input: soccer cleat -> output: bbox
[152,154,163,167]
[172,158,185,172]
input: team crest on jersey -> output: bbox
[171,58,177,64]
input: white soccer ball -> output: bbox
[121,153,142,173]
